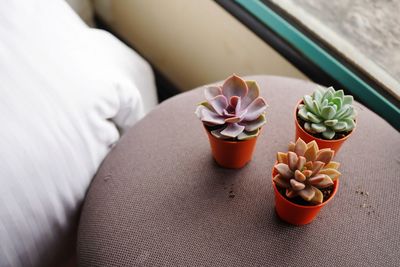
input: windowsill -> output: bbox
[269,0,400,101]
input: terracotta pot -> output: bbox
[205,127,259,169]
[294,100,354,153]
[272,168,339,225]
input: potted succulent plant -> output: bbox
[295,86,357,152]
[195,74,268,169]
[272,138,341,225]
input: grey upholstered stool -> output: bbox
[78,76,400,266]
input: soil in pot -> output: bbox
[276,184,334,206]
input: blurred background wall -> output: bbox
[67,0,307,91]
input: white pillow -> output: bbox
[0,0,157,266]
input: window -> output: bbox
[269,0,400,101]
[218,0,400,130]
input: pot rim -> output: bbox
[203,124,261,144]
[294,100,355,143]
[272,166,339,209]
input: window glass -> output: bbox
[270,0,400,98]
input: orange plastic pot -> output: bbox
[294,100,354,153]
[205,128,259,169]
[272,168,339,225]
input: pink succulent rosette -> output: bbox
[273,138,341,204]
[195,75,268,140]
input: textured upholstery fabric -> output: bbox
[78,76,400,266]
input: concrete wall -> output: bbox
[94,0,307,91]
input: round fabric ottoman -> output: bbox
[78,76,400,266]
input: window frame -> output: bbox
[216,0,400,130]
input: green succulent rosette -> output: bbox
[297,87,357,140]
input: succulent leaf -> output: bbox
[312,100,320,115]
[351,109,357,119]
[311,123,326,133]
[288,141,296,152]
[220,123,245,138]
[210,129,231,139]
[337,106,354,119]
[222,74,248,99]
[274,174,290,188]
[315,148,334,164]
[298,107,309,121]
[303,95,315,113]
[242,80,260,108]
[204,86,222,101]
[333,89,344,99]
[296,156,306,171]
[237,129,259,141]
[275,163,294,179]
[342,95,353,106]
[343,118,355,131]
[322,129,335,140]
[313,88,323,103]
[294,138,307,156]
[196,105,225,125]
[277,152,288,164]
[273,139,340,205]
[294,169,306,182]
[241,114,266,132]
[290,179,306,191]
[332,121,347,131]
[243,97,267,121]
[307,112,322,123]
[310,187,324,204]
[304,161,313,170]
[304,141,318,162]
[324,119,338,127]
[225,116,242,124]
[209,95,228,115]
[308,174,334,188]
[298,186,315,202]
[229,96,241,111]
[198,101,215,112]
[304,122,314,133]
[318,168,341,181]
[311,161,325,176]
[321,106,336,120]
[322,87,334,100]
[195,105,203,119]
[302,170,313,178]
[324,161,340,170]
[288,151,299,171]
[334,105,348,118]
[286,189,298,198]
[331,97,342,110]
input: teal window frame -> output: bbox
[235,0,400,130]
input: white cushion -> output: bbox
[0,0,157,266]
[65,0,95,26]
